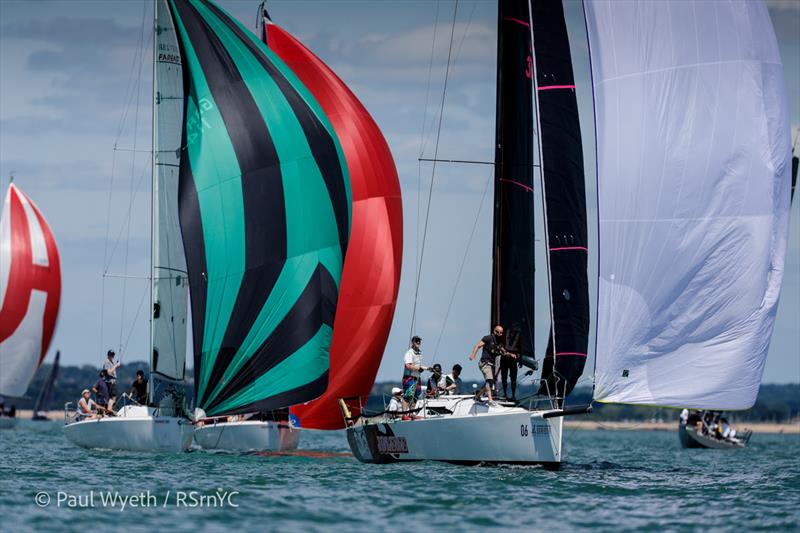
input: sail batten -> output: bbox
[586,0,792,410]
[168,0,351,416]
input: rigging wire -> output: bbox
[99,1,149,360]
[432,167,493,359]
[414,0,441,339]
[118,1,150,356]
[409,0,460,338]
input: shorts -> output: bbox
[402,375,421,403]
[479,361,495,384]
[107,381,118,398]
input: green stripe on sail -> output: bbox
[202,248,342,407]
[202,0,352,231]
[206,325,332,416]
[187,0,349,408]
[169,0,246,404]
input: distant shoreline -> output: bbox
[564,420,800,434]
[12,410,800,434]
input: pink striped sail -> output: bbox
[0,184,61,397]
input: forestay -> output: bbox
[586,0,792,409]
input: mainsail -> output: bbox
[491,0,536,368]
[167,0,352,417]
[586,0,792,409]
[152,0,189,384]
[0,183,61,397]
[260,13,403,429]
[531,0,590,399]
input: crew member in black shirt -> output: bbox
[469,325,505,405]
[129,370,148,405]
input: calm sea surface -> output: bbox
[1,421,798,532]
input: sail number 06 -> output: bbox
[520,424,529,437]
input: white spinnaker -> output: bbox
[586,0,792,409]
[151,0,188,382]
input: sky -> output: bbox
[1,0,798,388]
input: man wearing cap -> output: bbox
[426,364,445,398]
[103,349,121,410]
[402,335,428,411]
[387,387,403,418]
[76,389,98,420]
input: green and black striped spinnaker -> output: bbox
[167,0,351,417]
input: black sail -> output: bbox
[491,0,536,361]
[532,0,590,399]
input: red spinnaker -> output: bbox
[0,184,61,397]
[264,22,402,430]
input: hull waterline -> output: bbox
[194,420,300,452]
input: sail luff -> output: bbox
[33,350,59,415]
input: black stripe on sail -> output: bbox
[205,263,338,412]
[532,0,590,400]
[491,0,536,359]
[212,371,329,418]
[176,158,208,392]
[172,0,288,407]
[201,0,350,258]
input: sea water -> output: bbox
[1,421,798,532]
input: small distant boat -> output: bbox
[0,181,62,430]
[32,350,60,421]
[679,413,752,450]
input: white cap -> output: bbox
[81,389,90,395]
[391,387,402,395]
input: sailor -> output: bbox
[76,389,98,420]
[499,325,520,401]
[402,335,428,411]
[92,370,112,416]
[426,364,444,398]
[129,370,148,405]
[440,364,463,395]
[387,387,403,418]
[469,325,505,405]
[103,349,121,410]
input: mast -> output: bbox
[149,0,157,404]
[491,0,536,364]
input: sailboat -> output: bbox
[346,0,792,466]
[32,350,60,421]
[194,4,403,452]
[0,182,62,429]
[64,0,195,452]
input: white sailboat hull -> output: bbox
[63,406,193,452]
[346,396,563,467]
[194,420,300,452]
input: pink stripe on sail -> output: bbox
[499,178,533,193]
[555,352,588,357]
[537,85,576,91]
[503,17,529,27]
[549,246,588,252]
